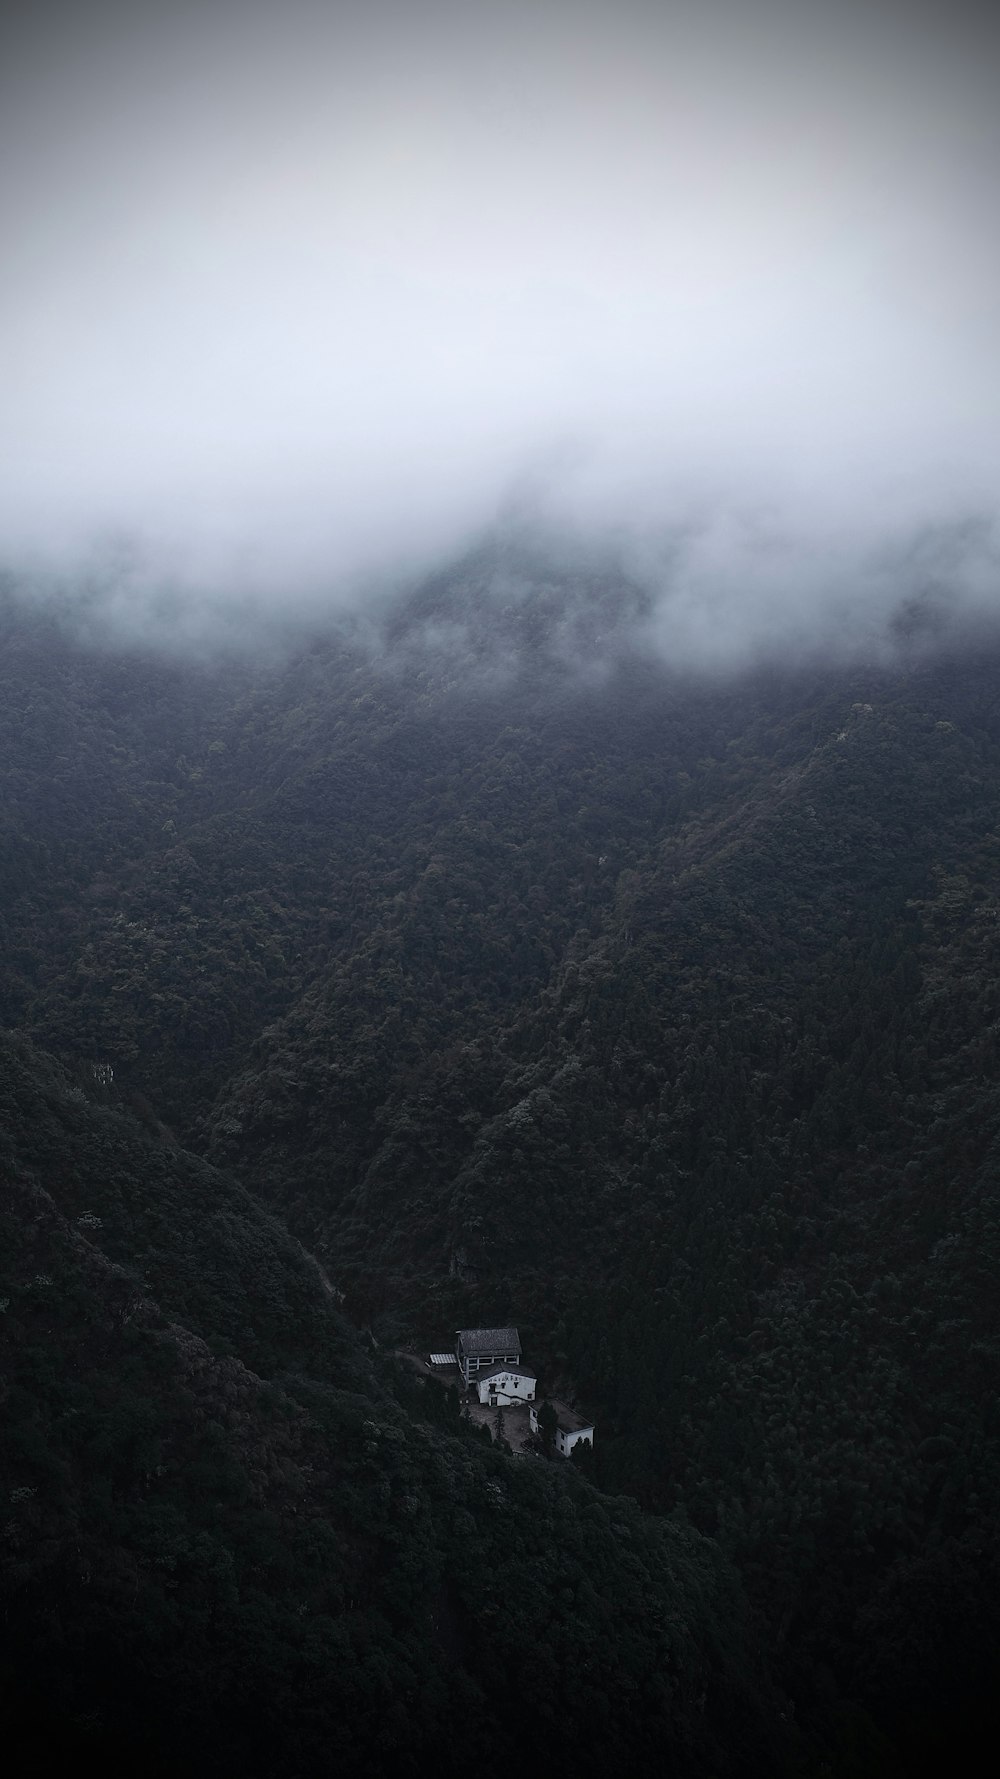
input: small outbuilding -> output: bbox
[530,1398,595,1458]
[474,1364,536,1406]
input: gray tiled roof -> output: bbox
[542,1397,594,1433]
[457,1326,521,1354]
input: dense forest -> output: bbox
[2,550,999,1773]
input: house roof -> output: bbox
[539,1397,594,1434]
[456,1327,521,1355]
[476,1363,536,1383]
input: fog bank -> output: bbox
[1,1,998,657]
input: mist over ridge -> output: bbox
[7,501,1000,685]
[2,0,998,662]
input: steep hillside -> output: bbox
[0,1031,781,1777]
[3,567,1000,1767]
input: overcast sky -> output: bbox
[2,0,998,653]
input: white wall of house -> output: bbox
[557,1425,593,1457]
[475,1370,536,1405]
[529,1403,595,1456]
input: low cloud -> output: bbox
[1,1,998,662]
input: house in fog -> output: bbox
[530,1398,595,1457]
[474,1363,536,1406]
[455,1326,521,1386]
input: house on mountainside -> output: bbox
[474,1364,536,1406]
[455,1326,521,1385]
[530,1398,595,1457]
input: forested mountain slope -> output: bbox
[3,561,1000,1769]
[0,1031,781,1777]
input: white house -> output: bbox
[455,1326,521,1386]
[530,1397,595,1458]
[474,1364,536,1406]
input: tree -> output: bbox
[534,1399,558,1459]
[570,1436,595,1478]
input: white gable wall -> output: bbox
[475,1370,536,1405]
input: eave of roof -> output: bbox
[541,1396,594,1433]
[456,1326,521,1354]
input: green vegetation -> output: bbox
[0,1031,781,1776]
[3,562,1000,1770]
